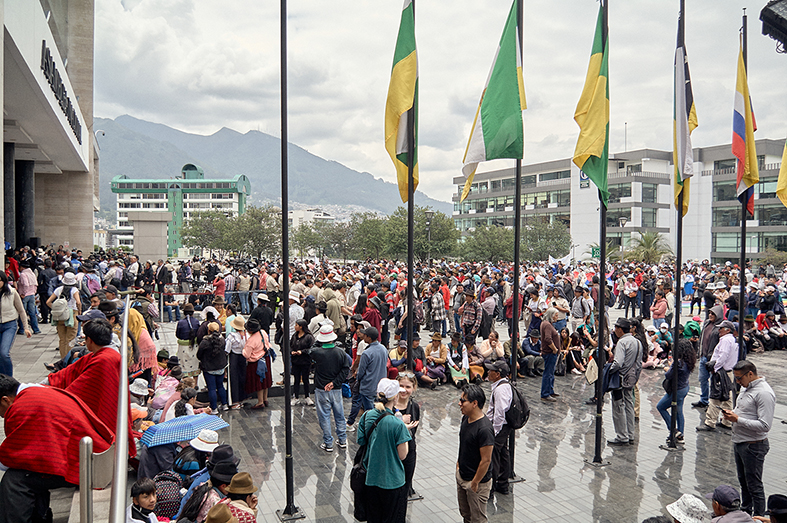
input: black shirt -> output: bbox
[458,415,495,482]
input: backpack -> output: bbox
[51,287,73,322]
[414,301,424,325]
[176,317,199,341]
[605,286,615,307]
[79,278,92,311]
[153,470,183,519]
[120,268,135,288]
[504,382,530,430]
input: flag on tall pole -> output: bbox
[673,4,697,217]
[573,2,610,206]
[777,138,787,208]
[460,0,526,202]
[385,0,418,203]
[733,39,758,216]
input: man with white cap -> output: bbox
[288,291,304,339]
[310,324,350,452]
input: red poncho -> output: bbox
[0,387,114,484]
[48,347,137,457]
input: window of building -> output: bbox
[626,164,642,174]
[713,208,740,227]
[606,208,631,228]
[607,183,632,203]
[756,179,778,199]
[762,232,787,251]
[501,178,516,191]
[757,205,787,226]
[551,214,570,228]
[491,180,501,192]
[549,189,570,207]
[713,181,737,201]
[642,183,658,203]
[142,193,166,199]
[641,207,657,228]
[539,170,570,182]
[714,159,736,171]
[522,175,536,187]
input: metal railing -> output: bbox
[109,294,132,522]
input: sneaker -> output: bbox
[691,401,709,409]
[209,408,220,415]
[607,439,629,446]
[696,424,715,432]
[715,423,732,430]
[291,397,300,406]
[219,404,229,412]
[571,368,583,375]
[346,424,356,432]
[319,442,334,453]
[305,397,314,406]
[337,440,348,449]
[540,396,557,403]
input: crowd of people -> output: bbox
[0,244,785,522]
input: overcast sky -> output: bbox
[95,0,787,203]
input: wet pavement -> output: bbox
[3,306,787,523]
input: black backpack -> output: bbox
[505,382,530,430]
[121,268,135,287]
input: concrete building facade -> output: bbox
[3,0,98,253]
[288,208,336,229]
[110,164,251,257]
[453,138,785,263]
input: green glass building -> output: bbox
[110,164,251,257]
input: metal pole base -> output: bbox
[508,473,526,484]
[276,506,305,522]
[659,443,686,452]
[584,458,610,468]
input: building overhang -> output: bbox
[3,0,89,173]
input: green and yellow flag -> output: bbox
[384,0,418,203]
[573,2,609,206]
[777,138,787,209]
[460,0,526,202]
[673,6,698,217]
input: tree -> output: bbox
[351,212,388,260]
[236,205,281,259]
[385,206,458,261]
[291,223,319,259]
[520,221,571,262]
[460,224,515,262]
[325,222,355,263]
[757,248,787,268]
[629,231,672,264]
[181,211,233,256]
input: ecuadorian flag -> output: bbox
[384,0,418,203]
[573,2,610,207]
[732,40,758,216]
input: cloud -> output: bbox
[96,0,787,203]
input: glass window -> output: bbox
[642,183,658,203]
[756,179,778,199]
[608,183,632,203]
[522,175,536,187]
[713,208,740,227]
[626,164,642,174]
[606,208,631,228]
[641,207,657,228]
[539,170,570,182]
[757,205,787,226]
[713,181,737,201]
[714,159,736,171]
[712,232,740,252]
[491,180,501,192]
[502,178,515,191]
[549,190,570,207]
[761,232,787,251]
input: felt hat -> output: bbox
[226,472,258,495]
[208,444,241,467]
[183,303,195,313]
[231,316,246,331]
[204,504,238,523]
[257,293,269,302]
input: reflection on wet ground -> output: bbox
[4,320,787,522]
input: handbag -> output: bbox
[555,354,566,376]
[342,382,352,398]
[584,357,598,384]
[256,358,268,382]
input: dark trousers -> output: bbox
[292,364,311,398]
[491,425,512,491]
[735,440,770,516]
[403,450,417,496]
[0,468,74,523]
[640,294,652,319]
[38,293,50,323]
[363,484,408,523]
[228,352,246,404]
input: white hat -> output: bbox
[315,323,337,343]
[730,285,740,294]
[202,306,219,320]
[129,378,148,396]
[716,282,727,289]
[666,494,710,523]
[190,429,219,452]
[288,291,300,302]
[376,378,405,400]
[62,273,77,286]
[646,325,657,332]
[659,323,669,331]
[256,293,269,302]
[706,282,717,290]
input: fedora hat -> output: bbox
[204,504,238,523]
[315,323,337,343]
[129,378,148,396]
[190,429,219,452]
[212,296,225,306]
[208,444,241,467]
[231,316,246,331]
[256,293,269,302]
[226,472,258,495]
[210,461,238,484]
[430,332,442,341]
[183,303,195,313]
[288,290,301,302]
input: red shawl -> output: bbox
[0,387,114,484]
[48,347,137,457]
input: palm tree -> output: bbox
[629,231,672,264]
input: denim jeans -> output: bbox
[164,305,181,323]
[541,352,557,398]
[315,388,346,447]
[697,356,709,404]
[21,295,39,333]
[553,318,567,333]
[0,320,18,376]
[656,385,689,434]
[735,440,770,516]
[454,313,461,334]
[239,291,250,315]
[203,371,228,410]
[653,318,665,330]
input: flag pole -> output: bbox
[592,0,608,466]
[738,9,748,371]
[508,0,524,484]
[405,1,416,372]
[276,0,303,519]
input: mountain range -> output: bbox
[94,115,452,220]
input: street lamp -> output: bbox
[619,217,628,252]
[425,210,434,261]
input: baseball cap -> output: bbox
[484,360,510,376]
[704,485,741,510]
[76,309,107,322]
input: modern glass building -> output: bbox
[110,164,251,257]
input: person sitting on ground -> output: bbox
[164,387,198,422]
[666,493,712,523]
[218,472,259,523]
[173,429,220,481]
[478,330,506,365]
[127,477,160,523]
[706,485,755,523]
[566,332,587,374]
[753,494,787,523]
[0,374,115,523]
[175,445,241,520]
[518,330,545,377]
[446,332,470,387]
[179,461,238,523]
[424,333,448,387]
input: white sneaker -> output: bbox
[291,398,300,406]
[346,423,356,432]
[305,397,314,406]
[571,368,583,375]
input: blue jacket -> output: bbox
[358,341,388,397]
